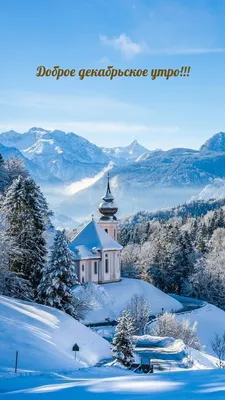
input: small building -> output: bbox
[69,174,123,284]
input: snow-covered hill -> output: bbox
[176,303,225,357]
[73,278,182,324]
[0,296,111,373]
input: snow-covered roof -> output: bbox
[69,220,123,257]
[72,245,101,260]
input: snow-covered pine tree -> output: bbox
[0,153,9,193]
[196,221,208,253]
[111,310,135,366]
[4,157,29,187]
[0,268,33,300]
[37,229,82,319]
[2,176,47,289]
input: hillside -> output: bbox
[176,304,225,357]
[73,278,182,324]
[0,296,111,373]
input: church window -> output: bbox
[114,229,116,239]
[94,261,98,274]
[82,277,84,283]
[105,229,108,233]
[82,264,84,272]
[105,254,109,273]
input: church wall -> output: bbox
[79,259,100,284]
[97,221,118,241]
[101,250,121,283]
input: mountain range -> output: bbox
[1,128,225,219]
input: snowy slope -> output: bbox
[73,278,182,324]
[192,178,225,201]
[1,367,225,399]
[176,304,225,357]
[0,296,111,373]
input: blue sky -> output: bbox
[0,0,225,149]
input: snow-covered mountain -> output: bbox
[0,127,109,182]
[192,178,225,202]
[200,131,225,152]
[3,129,225,219]
[0,143,60,184]
[60,145,225,219]
[101,140,150,162]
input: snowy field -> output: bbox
[74,278,183,324]
[0,296,111,373]
[176,304,225,356]
[1,367,225,399]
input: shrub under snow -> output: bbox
[150,312,202,350]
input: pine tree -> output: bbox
[111,310,135,365]
[196,221,208,253]
[2,176,47,289]
[4,157,29,187]
[0,153,9,193]
[37,230,81,318]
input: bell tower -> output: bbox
[98,173,118,241]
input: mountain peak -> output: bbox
[129,139,139,146]
[200,132,225,152]
[28,127,49,133]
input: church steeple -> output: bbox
[98,173,118,221]
[102,173,114,201]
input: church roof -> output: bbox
[69,220,123,256]
[72,245,101,260]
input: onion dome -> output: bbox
[99,173,118,220]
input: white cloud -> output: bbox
[99,33,225,57]
[100,33,147,59]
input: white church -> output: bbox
[69,174,123,284]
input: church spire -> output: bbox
[102,172,114,202]
[98,173,118,220]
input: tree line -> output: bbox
[0,154,88,320]
[120,203,225,309]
